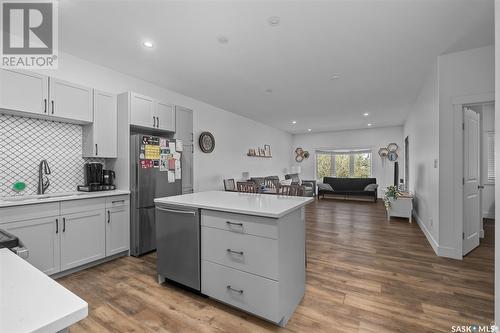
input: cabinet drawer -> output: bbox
[201,210,277,239]
[60,198,105,215]
[202,226,278,280]
[0,202,59,224]
[202,260,281,323]
[105,195,129,208]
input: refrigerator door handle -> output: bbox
[156,207,196,215]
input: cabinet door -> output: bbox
[49,77,93,122]
[156,101,175,132]
[60,210,105,271]
[182,144,194,194]
[106,205,130,256]
[0,69,49,115]
[174,106,193,143]
[93,90,117,157]
[130,92,155,128]
[3,217,60,275]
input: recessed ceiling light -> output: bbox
[363,112,370,117]
[367,123,372,127]
[265,88,273,93]
[307,128,312,132]
[143,41,154,48]
[217,36,229,44]
[268,16,280,26]
[330,74,340,80]
[292,120,297,124]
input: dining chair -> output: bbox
[223,179,236,191]
[237,181,258,193]
[278,184,304,196]
[264,177,280,189]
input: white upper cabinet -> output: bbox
[49,78,93,123]
[156,101,175,132]
[130,92,155,128]
[83,90,117,158]
[0,69,49,115]
[129,92,176,132]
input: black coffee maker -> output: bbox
[78,162,104,192]
[102,170,115,190]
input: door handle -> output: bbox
[478,185,485,189]
[44,99,47,113]
[156,207,196,215]
[107,210,110,223]
[226,249,244,255]
[62,217,66,232]
[51,100,54,114]
[55,218,58,234]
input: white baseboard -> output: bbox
[413,213,439,255]
[413,213,462,260]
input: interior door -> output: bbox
[463,107,481,255]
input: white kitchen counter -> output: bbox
[0,190,130,208]
[0,248,88,333]
[154,190,313,218]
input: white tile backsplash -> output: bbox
[0,114,104,197]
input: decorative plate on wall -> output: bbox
[387,143,399,152]
[199,131,215,153]
[387,151,398,162]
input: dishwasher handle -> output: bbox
[156,207,197,215]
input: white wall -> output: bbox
[291,126,404,196]
[438,45,494,256]
[35,52,292,191]
[403,61,440,251]
[494,0,499,324]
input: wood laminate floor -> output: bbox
[59,199,494,333]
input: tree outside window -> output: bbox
[316,150,372,181]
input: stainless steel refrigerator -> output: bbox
[130,134,182,256]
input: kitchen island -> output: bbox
[0,248,88,333]
[154,191,313,326]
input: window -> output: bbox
[315,149,372,181]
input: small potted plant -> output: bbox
[384,185,401,210]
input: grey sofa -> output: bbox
[285,173,316,197]
[319,177,378,202]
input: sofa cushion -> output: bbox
[285,173,301,184]
[364,183,378,191]
[318,183,334,192]
[323,177,376,191]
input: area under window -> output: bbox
[316,149,372,181]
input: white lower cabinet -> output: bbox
[0,195,130,276]
[60,210,106,271]
[106,204,130,256]
[3,216,60,275]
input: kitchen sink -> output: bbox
[1,192,86,202]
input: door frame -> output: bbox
[452,92,494,258]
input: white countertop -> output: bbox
[0,190,130,208]
[0,248,88,333]
[154,191,314,218]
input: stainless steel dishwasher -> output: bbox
[155,204,200,291]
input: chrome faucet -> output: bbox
[37,160,51,194]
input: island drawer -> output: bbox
[201,260,281,323]
[201,210,278,239]
[201,226,278,280]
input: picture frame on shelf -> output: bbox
[264,144,271,157]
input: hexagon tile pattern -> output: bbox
[0,114,105,197]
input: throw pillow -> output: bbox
[364,184,378,191]
[317,183,334,191]
[280,179,292,186]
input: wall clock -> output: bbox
[199,132,215,153]
[387,151,398,162]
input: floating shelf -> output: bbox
[247,154,272,158]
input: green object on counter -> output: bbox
[12,181,26,192]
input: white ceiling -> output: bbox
[59,0,494,133]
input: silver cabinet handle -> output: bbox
[156,207,196,215]
[44,99,47,113]
[226,221,243,226]
[153,116,155,127]
[112,200,125,204]
[226,249,244,255]
[51,100,54,114]
[478,185,485,189]
[95,144,98,156]
[55,218,58,234]
[157,117,160,128]
[107,210,110,223]
[227,285,243,294]
[62,217,66,232]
